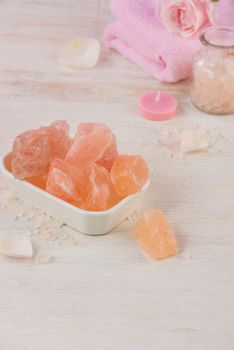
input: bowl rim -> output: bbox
[0,153,150,216]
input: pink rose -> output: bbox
[156,0,214,38]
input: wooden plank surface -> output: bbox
[0,1,234,349]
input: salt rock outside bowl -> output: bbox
[0,154,150,235]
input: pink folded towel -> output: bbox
[104,0,201,83]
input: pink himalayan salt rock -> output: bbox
[111,155,149,197]
[26,174,48,190]
[46,159,120,211]
[96,134,118,171]
[46,159,86,206]
[65,123,114,168]
[11,121,71,179]
[81,162,120,211]
[6,153,48,190]
[133,209,178,260]
[34,252,53,265]
[48,121,71,160]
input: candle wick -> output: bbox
[156,91,161,102]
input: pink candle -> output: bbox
[138,91,177,121]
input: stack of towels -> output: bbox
[104,0,234,83]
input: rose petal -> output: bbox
[0,235,33,259]
[180,130,209,153]
[58,37,100,70]
[159,0,213,38]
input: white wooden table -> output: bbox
[0,1,234,349]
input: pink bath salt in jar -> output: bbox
[191,27,234,115]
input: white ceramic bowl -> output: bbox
[0,154,150,235]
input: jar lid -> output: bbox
[200,27,234,50]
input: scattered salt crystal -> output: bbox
[34,252,53,265]
[32,216,44,228]
[32,213,50,228]
[149,135,158,145]
[174,151,185,160]
[4,191,17,205]
[180,130,209,153]
[60,232,71,241]
[183,254,192,259]
[23,230,34,238]
[58,37,100,70]
[15,209,24,219]
[159,126,169,137]
[166,152,173,159]
[71,239,78,246]
[0,185,75,258]
[42,228,58,241]
[23,206,37,220]
[153,123,230,158]
[0,235,33,259]
[0,175,8,190]
[169,141,180,151]
[46,217,64,229]
[128,210,142,223]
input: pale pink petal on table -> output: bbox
[34,252,53,265]
[0,235,33,259]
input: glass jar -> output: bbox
[191,27,234,115]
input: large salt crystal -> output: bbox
[0,235,33,259]
[11,121,71,179]
[47,159,119,211]
[47,120,71,160]
[96,134,118,171]
[133,209,178,260]
[111,155,149,197]
[34,252,53,265]
[66,123,113,167]
[12,128,50,179]
[81,162,120,211]
[59,38,100,70]
[180,130,209,153]
[46,159,86,206]
[26,174,48,190]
